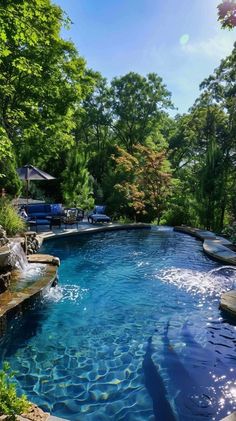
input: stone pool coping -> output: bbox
[174,226,236,264]
[174,226,236,318]
[44,221,235,267]
[37,221,151,243]
[18,417,68,421]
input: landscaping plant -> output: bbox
[0,199,25,236]
[0,362,30,420]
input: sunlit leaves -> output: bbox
[0,127,13,164]
[0,0,95,172]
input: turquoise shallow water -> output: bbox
[0,228,236,420]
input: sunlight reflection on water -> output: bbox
[157,266,236,298]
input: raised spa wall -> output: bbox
[0,226,60,336]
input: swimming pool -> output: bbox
[0,228,235,420]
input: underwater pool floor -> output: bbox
[0,228,235,421]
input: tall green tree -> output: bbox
[0,0,95,168]
[61,147,94,210]
[169,103,231,230]
[110,72,172,153]
[0,127,21,195]
[75,75,113,184]
[196,107,229,230]
[199,45,236,226]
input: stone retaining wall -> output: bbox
[0,225,9,248]
[21,232,40,255]
[0,271,11,294]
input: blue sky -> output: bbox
[54,0,235,115]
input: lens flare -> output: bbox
[180,34,190,45]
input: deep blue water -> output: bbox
[0,228,236,421]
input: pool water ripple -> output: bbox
[0,228,235,420]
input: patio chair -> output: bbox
[88,205,111,224]
[76,208,84,222]
[62,208,79,228]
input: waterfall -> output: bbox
[9,242,29,271]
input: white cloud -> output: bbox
[182,33,235,59]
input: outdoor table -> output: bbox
[46,215,62,229]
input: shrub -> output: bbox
[116,215,133,224]
[0,362,30,420]
[0,199,26,236]
[221,223,236,244]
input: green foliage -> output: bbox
[0,128,13,167]
[112,144,172,222]
[169,98,233,231]
[0,127,21,196]
[160,178,199,227]
[197,46,236,230]
[115,216,133,224]
[0,0,95,167]
[0,362,30,420]
[0,0,234,230]
[0,199,25,235]
[222,223,236,243]
[61,147,94,210]
[110,72,173,152]
[79,75,113,184]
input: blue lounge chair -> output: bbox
[88,205,111,224]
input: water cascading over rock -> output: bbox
[0,225,11,293]
[9,242,29,271]
[0,227,33,293]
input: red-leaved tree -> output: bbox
[218,1,236,28]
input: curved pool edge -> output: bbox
[173,226,236,265]
[220,290,236,318]
[38,222,151,243]
[38,222,236,318]
[174,226,236,318]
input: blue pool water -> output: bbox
[0,228,236,420]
